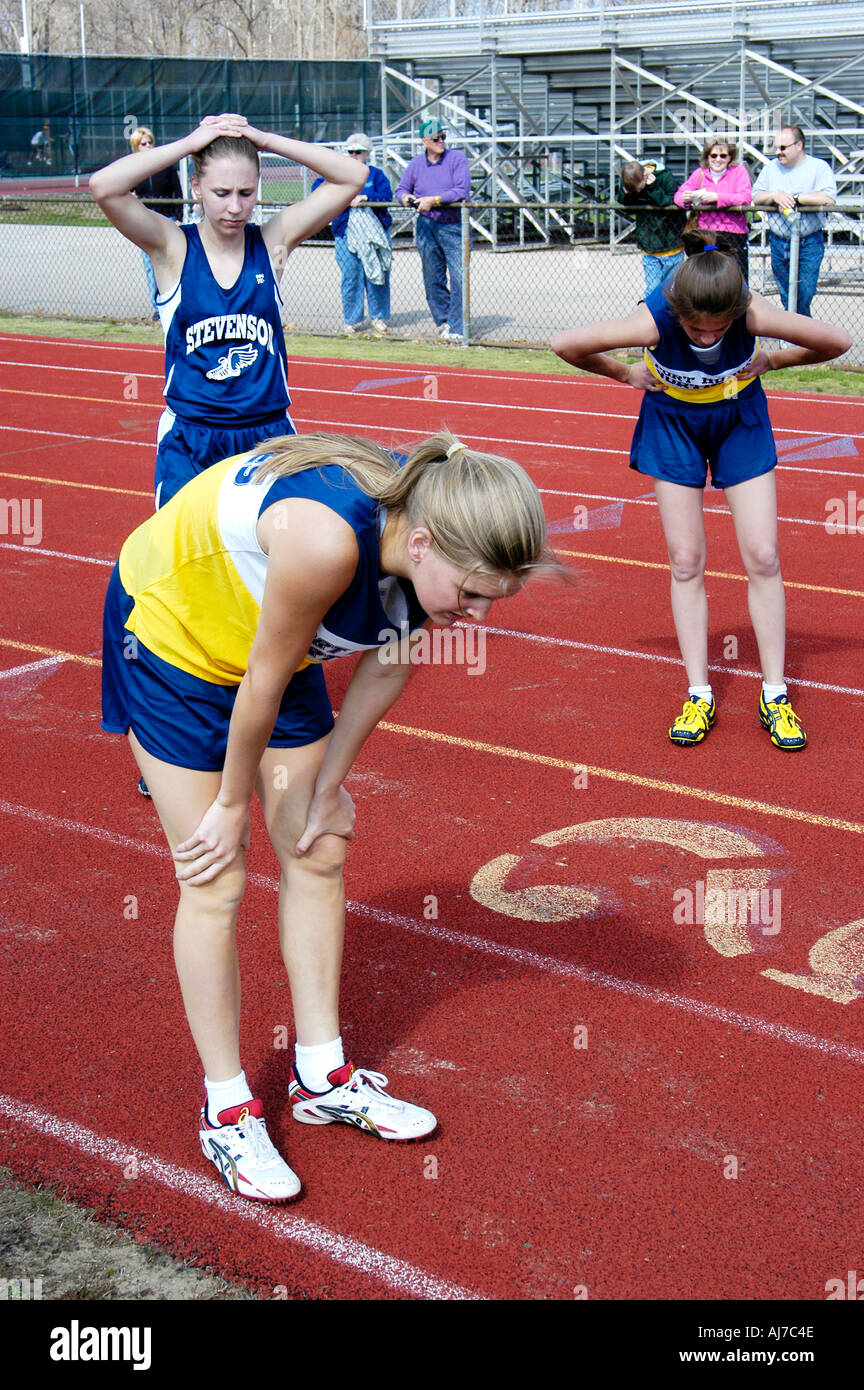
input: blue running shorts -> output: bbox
[630,382,777,490]
[101,565,333,770]
[154,409,295,509]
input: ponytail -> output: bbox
[664,230,751,320]
[250,431,553,583]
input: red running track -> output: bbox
[1,334,864,1303]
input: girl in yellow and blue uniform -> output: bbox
[552,230,851,751]
[101,431,550,1202]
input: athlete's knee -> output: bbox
[743,544,780,580]
[283,833,348,883]
[176,859,247,920]
[668,547,706,585]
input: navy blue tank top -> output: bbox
[158,224,291,427]
[643,282,759,404]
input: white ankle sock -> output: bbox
[204,1070,253,1125]
[762,681,787,703]
[688,685,713,704]
[295,1037,345,1093]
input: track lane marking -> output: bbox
[374,723,864,837]
[2,362,862,442]
[471,623,864,698]
[0,1095,480,1301]
[0,638,99,666]
[555,548,864,598]
[2,799,864,1067]
[2,557,862,694]
[3,336,863,409]
[0,682,860,832]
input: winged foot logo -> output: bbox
[207,343,260,381]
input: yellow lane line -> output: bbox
[0,470,150,499]
[0,638,100,666]
[0,387,158,409]
[378,720,864,838]
[0,477,858,600]
[0,635,859,837]
[556,548,864,600]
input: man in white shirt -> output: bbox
[752,126,837,315]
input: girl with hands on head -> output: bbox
[90,115,367,510]
[101,430,551,1202]
[551,229,850,754]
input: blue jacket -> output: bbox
[313,166,393,239]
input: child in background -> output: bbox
[618,158,686,295]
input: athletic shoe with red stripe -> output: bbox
[289,1061,437,1141]
[199,1098,301,1202]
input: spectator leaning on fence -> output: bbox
[618,159,686,296]
[130,127,184,321]
[312,132,393,339]
[395,119,471,343]
[674,139,752,279]
[751,126,837,317]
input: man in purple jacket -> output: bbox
[395,119,471,342]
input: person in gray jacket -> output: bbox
[752,126,837,315]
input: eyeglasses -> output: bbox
[775,142,801,152]
[347,148,368,154]
[708,151,730,160]
[429,132,446,141]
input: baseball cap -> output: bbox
[345,132,372,152]
[420,120,445,138]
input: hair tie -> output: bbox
[446,440,465,458]
[703,244,719,251]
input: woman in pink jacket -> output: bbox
[675,139,752,277]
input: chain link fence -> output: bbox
[1,195,863,366]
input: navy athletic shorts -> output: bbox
[100,564,333,770]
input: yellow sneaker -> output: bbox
[669,696,716,746]
[759,692,806,750]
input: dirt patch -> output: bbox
[0,1169,256,1300]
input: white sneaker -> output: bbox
[289,1060,437,1141]
[343,323,361,336]
[441,329,463,343]
[370,318,389,337]
[199,1098,301,1202]
[437,323,451,338]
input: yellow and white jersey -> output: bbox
[119,451,427,685]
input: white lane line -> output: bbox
[539,486,858,530]
[3,356,862,440]
[0,654,66,681]
[0,1095,480,1301]
[5,335,864,409]
[472,624,864,698]
[1,544,860,689]
[0,543,114,564]
[0,415,861,478]
[2,797,863,1068]
[0,358,164,381]
[0,424,152,448]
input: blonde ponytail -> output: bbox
[251,430,550,581]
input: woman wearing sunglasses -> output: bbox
[675,140,752,277]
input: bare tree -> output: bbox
[0,0,366,55]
